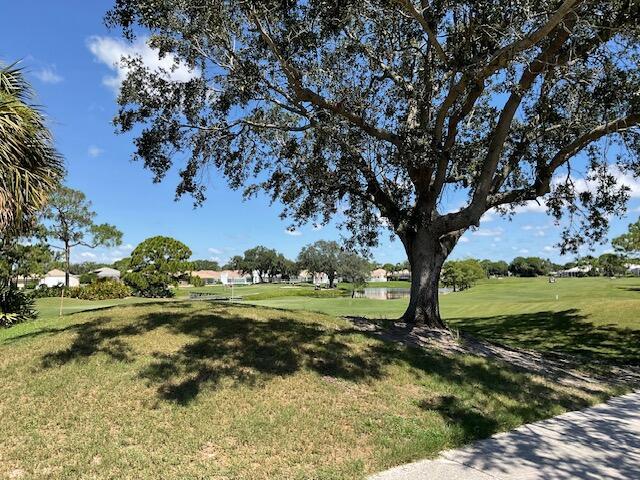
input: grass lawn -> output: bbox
[248,277,640,366]
[177,283,348,300]
[0,300,617,479]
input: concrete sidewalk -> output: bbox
[370,391,640,480]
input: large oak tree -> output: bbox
[106,0,640,327]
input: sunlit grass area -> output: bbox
[248,277,640,365]
[0,300,616,479]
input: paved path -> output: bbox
[370,391,640,480]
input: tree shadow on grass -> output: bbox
[449,309,640,366]
[37,303,600,438]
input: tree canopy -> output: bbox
[441,259,485,292]
[105,0,640,326]
[0,62,64,235]
[508,256,552,277]
[612,218,640,255]
[122,236,192,297]
[43,186,122,286]
[480,259,509,278]
[229,245,283,282]
[191,259,221,271]
[298,240,342,287]
[337,251,371,295]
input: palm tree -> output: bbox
[0,62,64,235]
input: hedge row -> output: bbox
[31,281,132,301]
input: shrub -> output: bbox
[122,271,175,298]
[1,285,37,327]
[31,285,69,298]
[79,272,98,284]
[31,281,132,300]
[75,281,132,300]
[190,275,205,287]
[122,236,191,298]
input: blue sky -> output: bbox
[3,1,639,266]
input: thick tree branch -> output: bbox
[434,19,576,234]
[487,113,640,209]
[434,0,582,145]
[393,0,448,65]
[248,12,402,146]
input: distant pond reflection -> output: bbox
[353,287,452,300]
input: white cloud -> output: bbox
[87,36,197,93]
[480,210,496,222]
[284,229,302,236]
[554,166,640,200]
[459,237,469,243]
[613,168,640,198]
[514,200,547,214]
[34,67,63,84]
[522,224,548,236]
[472,227,504,237]
[543,246,554,252]
[519,248,530,254]
[122,243,134,251]
[88,145,103,157]
[208,247,223,254]
[79,251,97,259]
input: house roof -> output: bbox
[94,267,120,276]
[192,270,221,279]
[561,265,592,273]
[371,268,387,276]
[45,269,66,277]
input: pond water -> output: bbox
[353,287,452,300]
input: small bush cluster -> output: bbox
[31,281,131,301]
[1,285,37,327]
[122,272,176,298]
[74,281,132,300]
[31,285,68,298]
[190,275,205,287]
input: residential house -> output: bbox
[39,269,80,287]
[16,274,39,289]
[368,268,388,283]
[556,265,593,277]
[627,264,640,276]
[192,270,222,285]
[387,269,411,281]
[93,267,121,282]
[220,270,252,285]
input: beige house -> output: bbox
[369,268,388,282]
[192,270,221,285]
[388,268,411,281]
[39,269,79,287]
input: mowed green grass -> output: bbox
[0,300,616,479]
[248,277,640,365]
[177,283,347,300]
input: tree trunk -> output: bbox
[400,230,450,329]
[328,273,335,288]
[64,241,70,288]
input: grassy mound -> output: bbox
[0,301,616,479]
